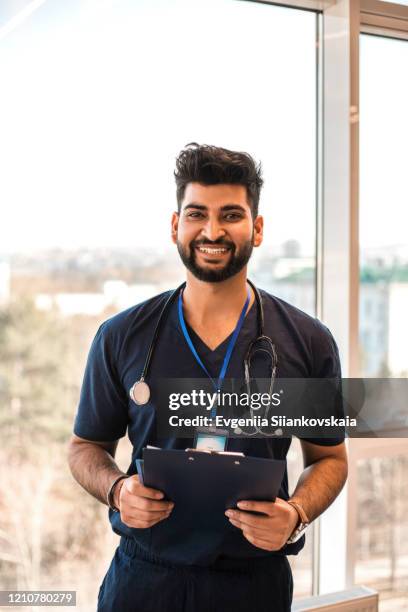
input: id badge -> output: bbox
[194,427,229,452]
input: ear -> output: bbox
[253,215,264,248]
[171,211,179,244]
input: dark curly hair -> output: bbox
[174,143,263,217]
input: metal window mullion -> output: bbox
[313,10,324,598]
[318,0,360,595]
[316,12,324,326]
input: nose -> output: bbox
[200,216,226,242]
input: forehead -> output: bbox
[181,182,250,209]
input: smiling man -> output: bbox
[68,143,348,612]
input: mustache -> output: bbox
[191,238,235,249]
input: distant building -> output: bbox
[103,280,157,309]
[359,283,389,376]
[35,293,108,316]
[253,255,315,316]
[263,279,315,318]
[254,254,407,376]
[271,257,315,281]
[253,254,315,283]
[281,239,301,258]
[30,248,407,377]
[35,282,158,317]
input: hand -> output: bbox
[115,475,174,529]
[225,497,299,551]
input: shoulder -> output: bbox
[98,289,174,341]
[259,288,341,375]
[259,288,337,350]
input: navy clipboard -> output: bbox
[142,448,286,531]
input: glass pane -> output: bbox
[0,0,317,315]
[356,455,408,611]
[0,0,317,605]
[359,35,408,377]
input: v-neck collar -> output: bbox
[179,297,257,355]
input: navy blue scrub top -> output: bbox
[74,288,344,566]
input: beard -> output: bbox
[177,236,254,283]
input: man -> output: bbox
[68,143,348,612]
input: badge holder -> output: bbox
[194,427,229,452]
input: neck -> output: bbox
[182,269,254,324]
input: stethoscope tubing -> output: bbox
[140,279,264,383]
[133,280,279,435]
[138,281,187,382]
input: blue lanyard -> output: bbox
[178,288,251,412]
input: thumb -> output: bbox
[123,474,140,495]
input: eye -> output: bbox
[224,212,243,221]
[186,211,205,219]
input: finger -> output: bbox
[121,507,172,522]
[121,507,173,526]
[225,509,270,529]
[122,516,164,529]
[242,531,277,552]
[228,518,271,539]
[125,495,174,512]
[236,500,275,515]
[124,476,165,500]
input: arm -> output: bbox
[290,440,348,522]
[67,433,123,506]
[225,441,348,551]
[67,434,174,527]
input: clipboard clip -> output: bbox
[184,448,244,457]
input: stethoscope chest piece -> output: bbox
[130,379,151,405]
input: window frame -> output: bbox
[243,0,408,599]
[361,0,408,39]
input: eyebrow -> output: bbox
[183,203,247,212]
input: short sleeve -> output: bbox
[73,324,129,441]
[300,323,345,447]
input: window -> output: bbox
[352,29,408,612]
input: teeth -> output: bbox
[197,247,228,254]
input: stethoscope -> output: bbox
[129,279,279,436]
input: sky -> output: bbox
[0,0,407,257]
